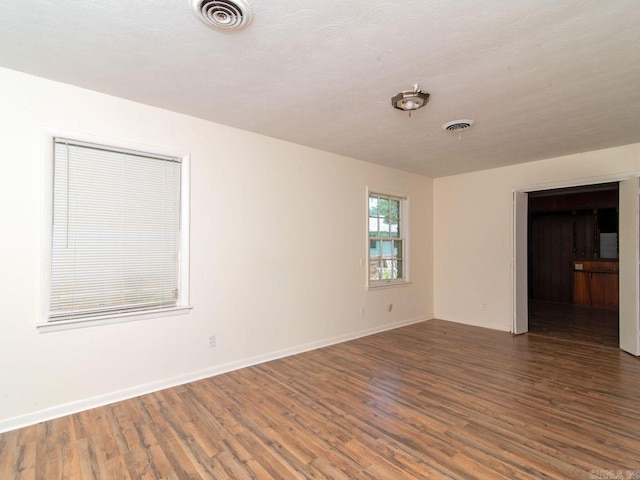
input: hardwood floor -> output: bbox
[529,300,619,347]
[2,319,640,479]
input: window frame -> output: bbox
[38,128,191,332]
[366,187,410,290]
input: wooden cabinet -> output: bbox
[573,259,619,308]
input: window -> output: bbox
[368,191,408,287]
[41,135,190,329]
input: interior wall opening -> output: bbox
[527,182,620,346]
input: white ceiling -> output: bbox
[1,1,639,177]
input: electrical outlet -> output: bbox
[208,334,216,348]
[481,303,487,310]
[359,307,365,317]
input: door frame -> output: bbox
[511,172,640,355]
[618,178,640,355]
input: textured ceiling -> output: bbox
[1,0,639,177]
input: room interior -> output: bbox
[1,1,640,478]
[527,183,620,346]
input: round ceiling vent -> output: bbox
[191,0,253,31]
[442,119,475,132]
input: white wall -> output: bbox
[434,143,640,331]
[0,67,434,431]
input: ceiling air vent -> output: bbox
[191,0,253,31]
[442,119,475,132]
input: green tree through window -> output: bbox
[368,193,405,284]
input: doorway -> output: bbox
[527,184,619,346]
[513,177,640,356]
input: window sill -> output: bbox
[367,281,412,291]
[37,306,192,333]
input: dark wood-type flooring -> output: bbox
[529,300,619,347]
[2,319,640,479]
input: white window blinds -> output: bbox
[49,138,182,322]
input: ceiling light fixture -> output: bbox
[391,84,430,117]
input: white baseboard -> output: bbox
[0,315,431,434]
[434,315,510,332]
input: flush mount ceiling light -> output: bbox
[191,0,253,31]
[391,84,430,117]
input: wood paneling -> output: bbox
[529,212,579,303]
[2,320,640,479]
[528,185,619,305]
[528,188,618,213]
